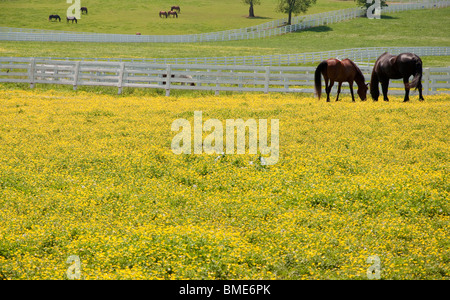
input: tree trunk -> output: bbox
[287,11,292,25]
[249,3,255,17]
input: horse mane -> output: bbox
[346,59,365,84]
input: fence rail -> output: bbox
[1,0,448,43]
[23,47,450,67]
[1,58,448,97]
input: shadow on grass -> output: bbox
[380,15,399,20]
[292,25,333,33]
[245,16,273,20]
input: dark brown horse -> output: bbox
[168,11,178,18]
[171,6,181,13]
[370,52,424,102]
[159,11,168,18]
[49,14,61,22]
[80,7,88,14]
[314,58,368,102]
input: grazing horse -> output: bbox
[48,14,61,22]
[171,6,181,13]
[370,52,424,102]
[80,7,88,14]
[159,11,168,18]
[66,16,77,23]
[168,11,178,18]
[162,74,195,86]
[314,58,368,102]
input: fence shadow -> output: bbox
[298,25,333,33]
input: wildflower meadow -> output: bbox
[0,87,448,280]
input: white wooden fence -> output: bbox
[30,47,450,67]
[1,58,449,96]
[0,0,448,43]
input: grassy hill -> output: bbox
[1,7,449,67]
[0,0,357,35]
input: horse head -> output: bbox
[358,83,369,101]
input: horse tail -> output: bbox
[406,58,423,89]
[370,67,380,101]
[314,61,327,99]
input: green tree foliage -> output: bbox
[276,0,317,25]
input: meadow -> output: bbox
[0,0,357,34]
[1,7,449,67]
[0,87,448,279]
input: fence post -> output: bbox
[117,62,125,95]
[73,61,80,91]
[264,66,270,94]
[29,58,35,89]
[423,68,430,96]
[215,69,221,96]
[165,64,172,97]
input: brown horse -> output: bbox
[168,11,178,18]
[171,6,181,13]
[314,58,368,102]
[159,11,168,18]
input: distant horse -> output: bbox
[168,11,178,18]
[48,14,61,22]
[66,16,77,23]
[159,11,168,18]
[171,6,181,13]
[162,74,195,86]
[314,58,368,102]
[370,52,424,102]
[80,7,88,14]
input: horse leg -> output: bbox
[326,80,334,102]
[335,82,342,101]
[403,77,410,102]
[381,79,390,101]
[417,80,424,101]
[349,81,355,102]
[323,77,329,102]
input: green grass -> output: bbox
[1,7,449,67]
[0,0,356,35]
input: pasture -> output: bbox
[0,88,448,279]
[1,7,449,67]
[0,0,357,35]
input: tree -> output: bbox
[276,0,317,25]
[243,0,261,18]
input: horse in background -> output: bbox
[162,74,195,86]
[314,58,368,102]
[66,16,77,23]
[168,11,178,18]
[159,11,168,18]
[80,7,88,14]
[171,6,181,13]
[370,52,424,102]
[48,14,61,22]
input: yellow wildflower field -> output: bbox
[0,86,448,280]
